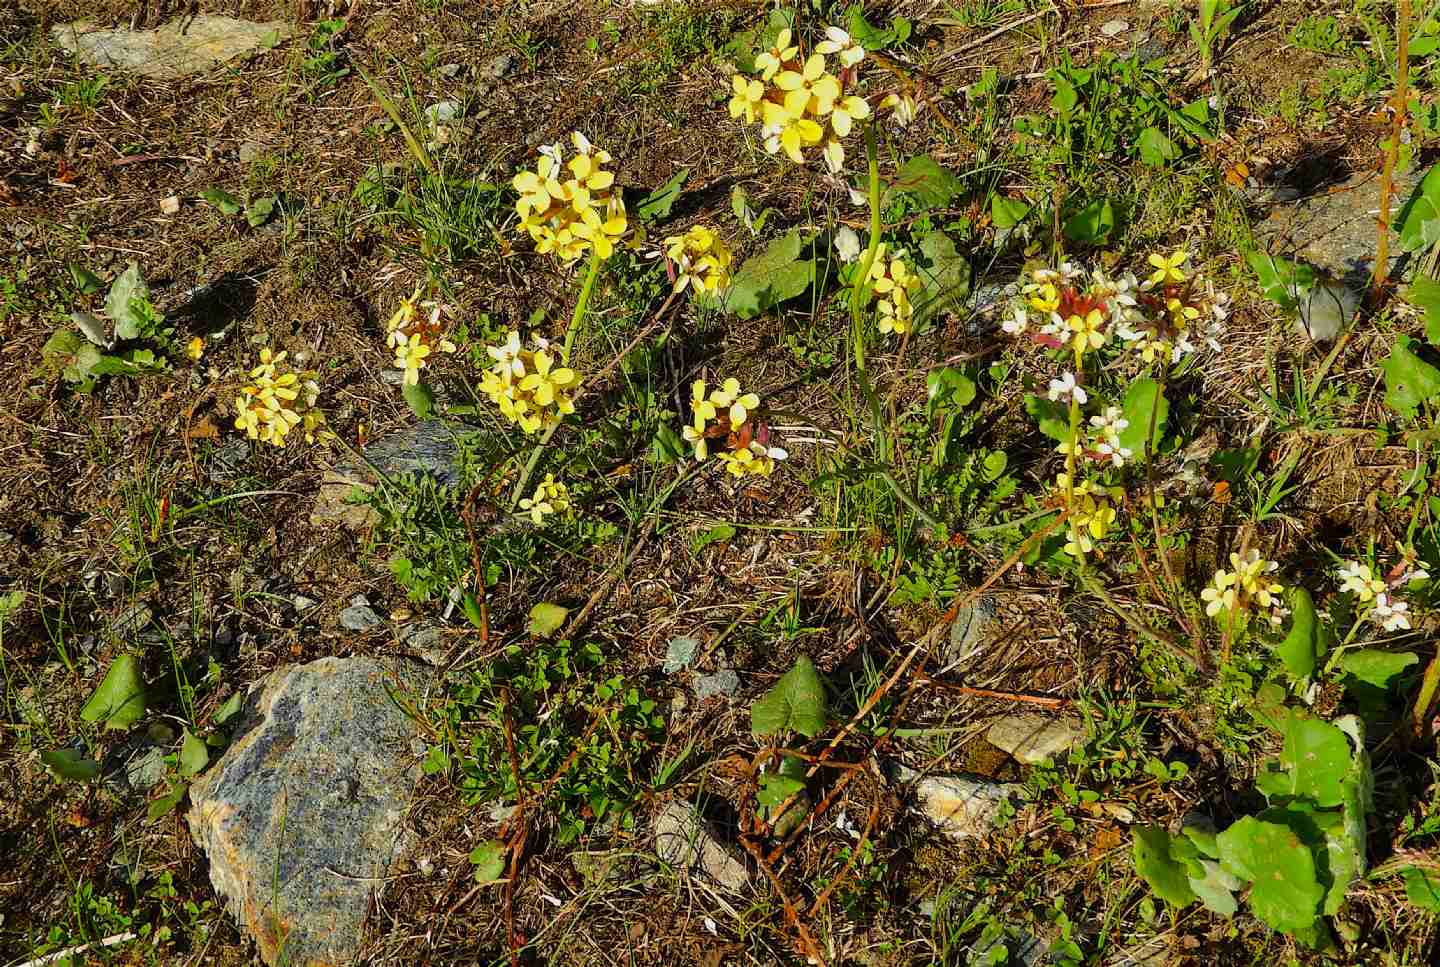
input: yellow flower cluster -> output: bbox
[233,348,327,447]
[728,27,871,171]
[478,331,581,434]
[664,225,735,296]
[513,132,628,262]
[681,377,787,478]
[867,244,922,335]
[385,286,457,385]
[1202,550,1286,622]
[519,473,572,525]
[1057,474,1121,558]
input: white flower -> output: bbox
[1268,603,1291,627]
[1096,440,1133,468]
[486,330,526,379]
[1372,593,1411,632]
[879,92,919,128]
[1002,307,1029,335]
[1338,561,1386,602]
[1048,371,1087,405]
[816,26,866,67]
[848,185,869,207]
[834,226,861,263]
[822,140,844,173]
[1089,405,1128,442]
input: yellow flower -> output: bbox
[1201,569,1238,617]
[816,26,865,68]
[707,377,760,429]
[826,94,870,138]
[186,336,205,361]
[664,225,735,295]
[520,350,578,407]
[775,54,831,118]
[754,28,798,81]
[728,75,766,124]
[690,379,718,431]
[771,115,825,164]
[1147,250,1188,287]
[682,424,709,461]
[481,332,583,434]
[872,256,921,336]
[519,473,572,525]
[513,133,625,263]
[1067,309,1106,353]
[1027,283,1060,316]
[1166,297,1200,326]
[716,441,778,478]
[233,349,328,447]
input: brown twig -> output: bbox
[497,688,526,967]
[907,673,1069,708]
[738,835,827,966]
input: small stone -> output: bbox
[694,669,740,702]
[1100,19,1129,37]
[110,603,153,638]
[339,596,383,632]
[292,594,319,613]
[401,624,445,665]
[653,801,749,892]
[1101,801,1136,823]
[238,140,265,163]
[159,194,181,214]
[188,657,433,967]
[1107,934,1172,966]
[438,62,462,78]
[311,421,472,529]
[663,636,700,674]
[974,929,1049,967]
[945,596,997,667]
[985,714,1084,765]
[425,100,461,125]
[480,52,514,79]
[895,765,1020,840]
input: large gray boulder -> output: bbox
[188,657,433,966]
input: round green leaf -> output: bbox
[80,654,148,730]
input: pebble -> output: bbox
[480,52,514,79]
[339,595,383,632]
[653,801,749,892]
[1100,19,1129,37]
[663,636,699,674]
[985,714,1084,765]
[694,669,739,701]
[894,764,1020,840]
[110,603,153,638]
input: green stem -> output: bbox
[511,251,604,509]
[849,125,882,373]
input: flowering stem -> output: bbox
[849,125,882,373]
[563,250,604,363]
[511,251,604,510]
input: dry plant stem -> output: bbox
[1076,570,1198,667]
[497,688,526,967]
[1144,369,1206,666]
[805,794,882,918]
[1372,0,1412,303]
[1409,651,1440,744]
[908,672,1068,708]
[850,125,882,372]
[355,63,435,175]
[738,835,828,966]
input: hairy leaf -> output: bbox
[890,156,964,210]
[636,169,688,223]
[178,729,210,778]
[470,840,507,882]
[1246,249,1316,311]
[1405,274,1440,346]
[1394,163,1440,253]
[105,262,150,341]
[40,749,101,782]
[725,230,816,320]
[1276,587,1324,680]
[527,602,569,639]
[1063,197,1115,244]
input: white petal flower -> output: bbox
[834,226,861,263]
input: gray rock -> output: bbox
[292,594,319,613]
[52,16,293,80]
[311,421,471,529]
[425,100,461,125]
[188,657,433,967]
[110,603,153,638]
[895,764,1020,839]
[400,624,445,664]
[653,801,749,891]
[480,52,515,79]
[1107,934,1172,966]
[662,636,700,674]
[437,62,462,78]
[1100,19,1129,37]
[973,929,1049,967]
[694,669,740,701]
[339,595,383,632]
[1254,166,1423,290]
[208,438,251,481]
[943,595,996,668]
[238,141,267,164]
[985,714,1084,765]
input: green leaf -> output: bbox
[1189,858,1241,916]
[470,839,507,882]
[981,450,1008,482]
[527,602,569,639]
[917,230,972,313]
[1050,72,1078,114]
[1340,649,1419,688]
[636,169,688,223]
[40,749,101,782]
[1117,377,1168,461]
[1216,817,1325,933]
[1063,198,1115,244]
[146,778,189,824]
[890,155,964,210]
[1133,827,1196,907]
[1394,163,1440,254]
[402,380,436,419]
[990,194,1031,230]
[1382,335,1440,419]
[751,655,828,738]
[69,263,103,295]
[1137,127,1180,167]
[724,230,816,320]
[1276,587,1324,680]
[1403,867,1440,912]
[245,195,277,227]
[692,523,736,552]
[80,654,148,730]
[214,691,244,726]
[1245,249,1316,311]
[1274,717,1352,808]
[105,262,150,341]
[201,187,242,215]
[925,367,976,413]
[1024,394,1070,443]
[178,729,210,777]
[757,772,806,808]
[846,6,911,50]
[1405,274,1440,346]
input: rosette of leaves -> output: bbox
[1132,711,1371,949]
